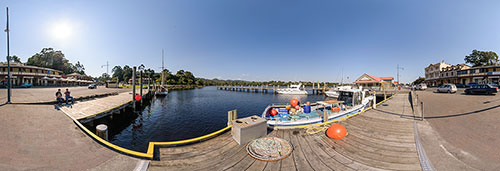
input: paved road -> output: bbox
[0,104,141,170]
[0,87,131,103]
[415,89,500,170]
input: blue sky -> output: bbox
[1,0,500,83]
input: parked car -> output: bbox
[436,83,457,93]
[465,85,498,95]
[88,84,97,89]
[455,83,466,88]
[416,83,427,90]
[487,82,499,87]
[467,82,479,88]
[20,83,32,88]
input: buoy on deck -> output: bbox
[270,109,277,116]
[290,98,299,107]
[135,94,141,101]
[326,124,347,140]
[295,105,300,110]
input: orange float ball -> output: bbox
[295,105,300,110]
[332,107,340,112]
[290,98,299,107]
[326,124,347,140]
[286,105,291,110]
[306,101,310,105]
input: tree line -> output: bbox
[107,65,202,85]
[8,47,86,75]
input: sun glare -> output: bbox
[51,22,72,40]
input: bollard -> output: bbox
[96,124,108,141]
[372,95,376,109]
[227,109,238,126]
[421,101,424,121]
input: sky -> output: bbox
[0,0,500,83]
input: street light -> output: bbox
[397,64,404,85]
[138,64,145,100]
[5,7,11,104]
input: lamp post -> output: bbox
[138,64,145,101]
[5,7,11,104]
[397,64,404,85]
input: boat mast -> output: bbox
[161,49,165,86]
[340,68,344,86]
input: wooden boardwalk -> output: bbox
[149,94,421,171]
[60,90,148,123]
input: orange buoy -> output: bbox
[270,109,277,116]
[326,124,347,140]
[295,105,300,110]
[332,107,340,112]
[306,101,310,105]
[286,105,291,110]
[290,98,299,107]
[135,94,141,101]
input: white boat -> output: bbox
[156,50,168,96]
[262,88,373,128]
[156,86,168,96]
[325,86,352,98]
[276,84,308,95]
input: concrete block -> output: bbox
[231,115,267,145]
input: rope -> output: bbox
[305,123,330,135]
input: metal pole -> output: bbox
[421,101,424,121]
[132,67,136,109]
[5,7,11,104]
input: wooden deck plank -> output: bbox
[279,129,296,171]
[288,129,315,171]
[294,131,334,171]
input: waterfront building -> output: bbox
[353,73,394,90]
[0,62,92,86]
[424,60,451,86]
[424,60,500,86]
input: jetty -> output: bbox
[149,93,423,170]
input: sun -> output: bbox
[51,22,72,40]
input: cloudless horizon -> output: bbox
[1,0,500,83]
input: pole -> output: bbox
[132,66,136,109]
[140,70,143,101]
[5,7,11,104]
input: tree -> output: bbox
[465,50,499,67]
[97,73,111,82]
[412,77,425,85]
[26,48,77,74]
[122,65,133,83]
[112,66,124,82]
[74,61,85,75]
[7,55,21,63]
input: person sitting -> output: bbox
[55,89,64,105]
[64,88,74,105]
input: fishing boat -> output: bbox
[276,84,308,95]
[156,49,168,96]
[325,86,352,98]
[262,88,373,128]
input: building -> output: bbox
[424,60,500,86]
[0,62,63,86]
[424,60,451,86]
[0,62,92,87]
[353,73,394,89]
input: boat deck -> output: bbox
[149,94,421,171]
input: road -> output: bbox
[416,89,500,170]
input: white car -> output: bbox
[436,84,457,93]
[416,83,427,90]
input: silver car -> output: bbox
[437,84,457,93]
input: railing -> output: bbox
[0,71,61,77]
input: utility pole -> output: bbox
[397,64,404,85]
[101,61,109,78]
[5,7,11,104]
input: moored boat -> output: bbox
[276,84,308,95]
[262,88,373,128]
[325,86,352,98]
[156,86,168,96]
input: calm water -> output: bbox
[97,86,328,152]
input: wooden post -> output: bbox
[140,70,143,101]
[227,109,238,126]
[132,67,136,109]
[96,124,108,141]
[373,95,377,109]
[323,105,328,123]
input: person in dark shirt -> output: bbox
[55,89,64,104]
[64,88,74,104]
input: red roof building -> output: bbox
[353,73,394,87]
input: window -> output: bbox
[470,70,476,74]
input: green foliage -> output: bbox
[465,50,499,67]
[412,77,425,85]
[7,55,21,63]
[26,48,84,74]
